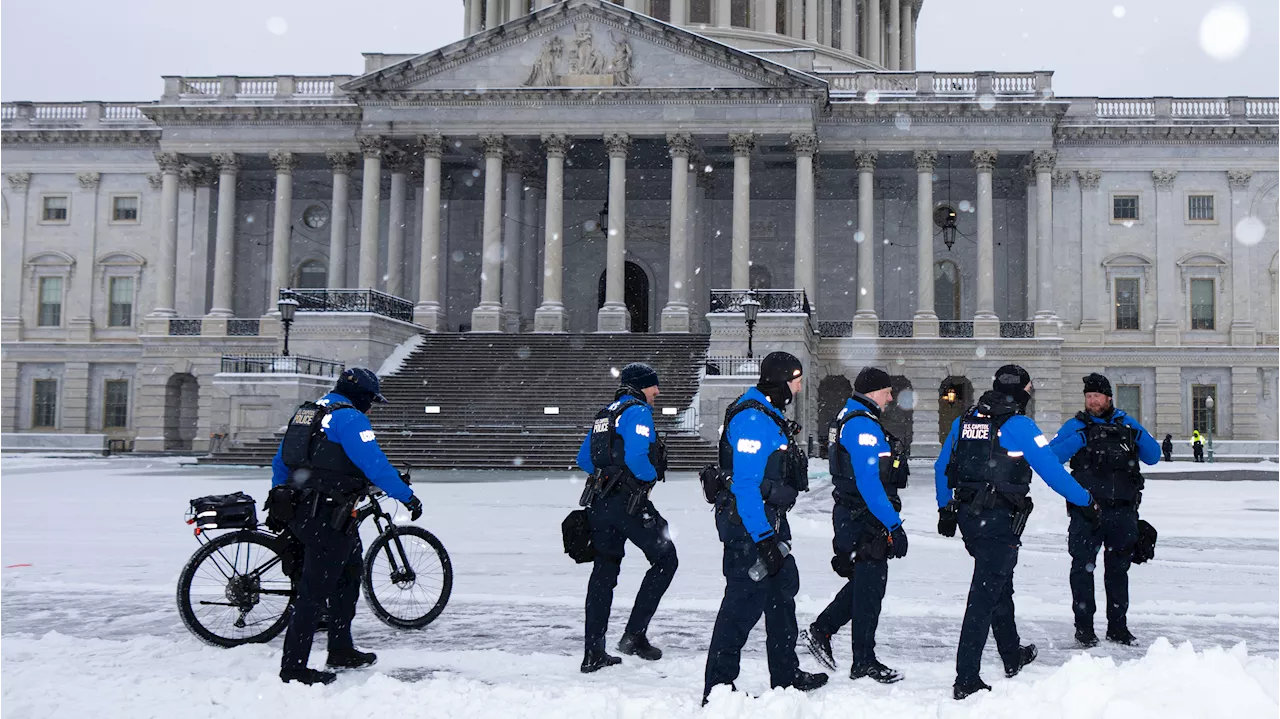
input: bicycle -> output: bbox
[176,485,453,648]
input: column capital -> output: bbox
[480,134,507,158]
[146,173,163,190]
[1077,169,1101,189]
[855,150,878,171]
[1151,169,1177,191]
[1227,169,1252,190]
[357,135,385,159]
[789,132,818,157]
[911,149,937,171]
[419,134,446,158]
[1052,168,1074,189]
[5,172,31,191]
[326,151,357,174]
[729,132,755,157]
[154,152,185,174]
[1031,149,1057,173]
[604,132,631,157]
[972,149,998,171]
[268,150,299,173]
[385,149,415,174]
[186,165,217,188]
[212,152,241,174]
[77,172,101,189]
[541,133,570,158]
[666,132,695,158]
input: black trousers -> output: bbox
[281,510,362,671]
[1193,445,1205,462]
[813,504,889,665]
[1068,504,1138,632]
[584,492,678,653]
[955,507,1023,684]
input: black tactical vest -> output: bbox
[718,397,807,492]
[589,391,665,480]
[1068,411,1143,501]
[828,402,907,512]
[945,392,1032,501]
[280,400,370,498]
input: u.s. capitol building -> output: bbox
[2,0,1276,460]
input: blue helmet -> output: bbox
[335,367,388,406]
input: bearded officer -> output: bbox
[935,365,1099,700]
[575,362,677,673]
[269,367,421,685]
[1050,373,1161,647]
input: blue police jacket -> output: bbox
[575,401,658,482]
[724,386,793,542]
[835,396,903,531]
[934,412,1092,510]
[1048,408,1163,466]
[271,392,414,503]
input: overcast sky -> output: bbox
[1,0,1275,101]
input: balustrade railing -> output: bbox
[999,321,1035,338]
[819,71,1052,99]
[1086,97,1277,123]
[221,354,344,378]
[708,289,811,315]
[161,75,354,103]
[939,321,975,338]
[283,288,415,323]
[2,101,157,129]
[878,320,914,338]
[818,321,853,337]
[705,355,761,377]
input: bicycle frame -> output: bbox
[356,491,418,586]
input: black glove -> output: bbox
[1071,496,1101,531]
[887,526,909,559]
[756,537,785,578]
[264,485,295,534]
[831,552,855,578]
[938,505,958,538]
[403,495,423,522]
[398,469,412,486]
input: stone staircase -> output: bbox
[203,333,718,471]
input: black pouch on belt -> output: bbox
[625,478,653,516]
[1009,496,1034,537]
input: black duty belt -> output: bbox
[954,485,1029,512]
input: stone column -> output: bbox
[662,133,694,332]
[718,0,731,26]
[598,133,632,332]
[206,152,240,318]
[471,135,506,332]
[1228,170,1255,345]
[805,0,818,40]
[68,173,99,341]
[761,0,777,33]
[1077,170,1104,341]
[151,153,184,316]
[853,150,878,335]
[268,151,297,313]
[913,150,939,336]
[1152,170,1180,345]
[325,152,355,287]
[535,134,570,333]
[414,135,445,330]
[866,0,881,65]
[973,149,999,336]
[2,173,30,340]
[671,0,687,24]
[791,133,818,314]
[520,176,542,329]
[357,136,384,289]
[730,132,755,289]
[467,0,483,35]
[508,0,524,19]
[485,0,502,29]
[1024,166,1037,321]
[788,0,802,38]
[901,0,914,68]
[1032,151,1060,333]
[385,151,410,298]
[887,0,900,69]
[823,0,834,44]
[841,0,857,52]
[501,162,524,332]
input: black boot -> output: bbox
[1106,626,1137,646]
[1004,644,1037,678]
[580,647,622,674]
[952,677,992,700]
[1075,627,1099,648]
[327,648,377,669]
[617,632,662,661]
[280,667,337,685]
[850,660,903,684]
[785,670,829,692]
[801,624,837,671]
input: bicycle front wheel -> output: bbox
[362,526,452,629]
[176,530,295,647]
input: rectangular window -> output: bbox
[42,196,69,222]
[37,277,63,327]
[1112,195,1139,221]
[649,0,671,21]
[690,0,711,22]
[1115,384,1142,424]
[112,196,139,222]
[1191,385,1217,434]
[1187,194,1215,221]
[1190,278,1215,330]
[104,379,130,429]
[1114,277,1140,330]
[108,276,134,327]
[32,379,58,428]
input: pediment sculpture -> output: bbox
[524,23,636,88]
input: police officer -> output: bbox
[935,365,1099,700]
[803,367,908,683]
[575,362,677,673]
[704,352,828,703]
[1050,373,1161,647]
[269,367,421,685]
[1191,430,1206,462]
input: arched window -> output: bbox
[934,260,960,321]
[749,264,772,290]
[294,259,328,289]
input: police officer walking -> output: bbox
[575,362,677,673]
[704,352,828,703]
[802,367,908,683]
[268,367,422,685]
[1191,430,1206,462]
[935,365,1099,700]
[1050,373,1162,647]
[1162,434,1174,463]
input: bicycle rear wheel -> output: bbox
[176,530,295,647]
[362,526,452,629]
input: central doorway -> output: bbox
[597,261,650,332]
[938,376,973,443]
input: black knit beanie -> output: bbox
[854,367,892,395]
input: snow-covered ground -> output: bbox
[2,456,1277,717]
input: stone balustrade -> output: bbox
[1082,97,1279,123]
[1,101,156,128]
[160,75,355,103]
[818,71,1054,99]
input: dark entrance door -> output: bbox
[597,261,650,332]
[164,373,199,450]
[938,376,973,444]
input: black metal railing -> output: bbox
[168,318,202,336]
[283,288,414,322]
[227,319,260,336]
[939,321,975,338]
[999,321,1035,338]
[709,289,811,315]
[818,321,853,337]
[878,320,914,338]
[220,354,344,377]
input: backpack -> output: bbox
[561,509,596,564]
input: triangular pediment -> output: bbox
[344,0,825,95]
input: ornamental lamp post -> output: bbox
[277,291,299,358]
[1204,395,1215,464]
[742,290,761,360]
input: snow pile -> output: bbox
[376,333,425,377]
